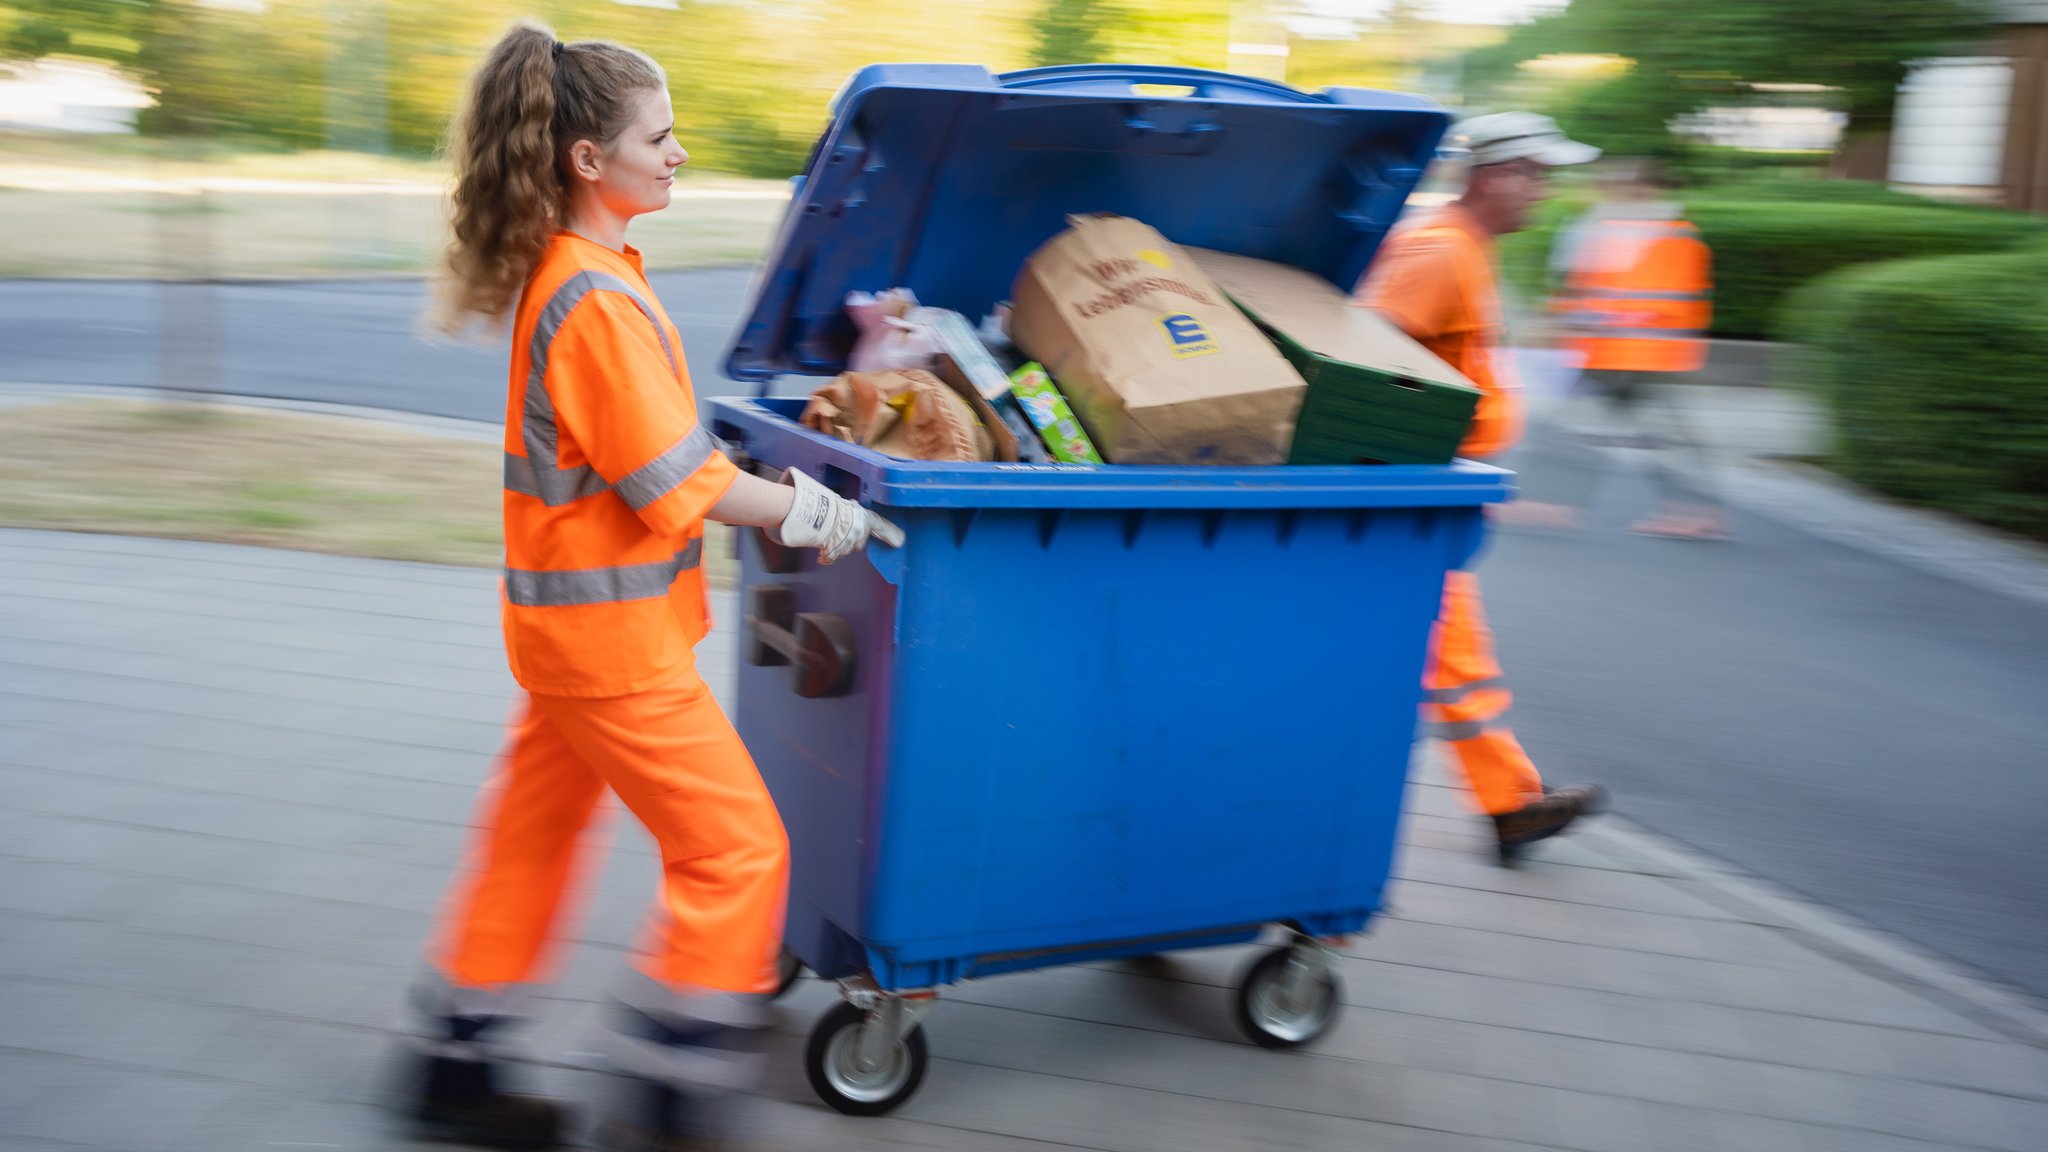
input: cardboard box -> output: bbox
[1187,248,1482,466]
[1008,216,1304,466]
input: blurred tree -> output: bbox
[0,0,1280,174]
[1,0,149,65]
[1031,0,1121,67]
[1461,0,1993,161]
[383,4,506,156]
[1540,68,1702,162]
[136,2,327,145]
[1283,1,1507,97]
[1104,0,1231,69]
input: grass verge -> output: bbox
[0,398,739,584]
[0,135,784,279]
[0,185,782,279]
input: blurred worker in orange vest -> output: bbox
[400,23,901,1150]
[1537,160,1725,538]
[1356,111,1608,865]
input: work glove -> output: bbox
[769,468,905,564]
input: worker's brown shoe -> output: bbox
[1492,785,1608,866]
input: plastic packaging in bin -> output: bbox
[717,62,1511,1116]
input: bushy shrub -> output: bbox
[1782,249,2048,539]
[1687,201,2045,338]
[1692,177,1982,211]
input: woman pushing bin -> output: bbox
[395,21,899,1150]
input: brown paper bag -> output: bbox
[1007,215,1305,465]
[800,368,1001,463]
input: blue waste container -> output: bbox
[712,62,1512,1115]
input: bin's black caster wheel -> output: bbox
[1234,944,1340,1049]
[804,1001,929,1116]
[770,945,804,1002]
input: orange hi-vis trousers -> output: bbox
[432,663,789,999]
[1422,571,1545,816]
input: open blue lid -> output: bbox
[724,63,1450,382]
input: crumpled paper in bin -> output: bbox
[801,368,998,463]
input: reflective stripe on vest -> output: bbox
[506,270,689,508]
[1590,219,1701,240]
[503,538,704,608]
[1587,327,1706,342]
[1566,288,1708,303]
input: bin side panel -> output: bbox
[733,526,898,977]
[859,504,1453,968]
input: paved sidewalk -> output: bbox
[3,527,2047,1151]
[1501,355,2048,609]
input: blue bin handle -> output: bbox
[995,64,1323,105]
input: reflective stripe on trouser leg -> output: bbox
[602,969,771,1093]
[434,694,612,988]
[405,969,537,1061]
[1423,571,1544,815]
[528,664,790,997]
[1433,724,1544,818]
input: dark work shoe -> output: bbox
[403,1024,566,1148]
[415,1080,564,1149]
[1491,784,1608,866]
[595,1082,741,1152]
[593,999,766,1152]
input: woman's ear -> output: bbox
[565,138,603,185]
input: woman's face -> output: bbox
[582,87,689,220]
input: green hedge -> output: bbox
[1666,148,1831,187]
[1690,201,2046,338]
[1784,249,2048,540]
[1499,192,2046,339]
[1693,177,1983,211]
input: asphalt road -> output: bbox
[6,271,2045,1004]
[0,271,765,421]
[1483,505,2048,1006]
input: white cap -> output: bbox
[1445,111,1601,168]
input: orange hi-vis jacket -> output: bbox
[1355,205,1521,460]
[501,232,739,697]
[1557,212,1712,374]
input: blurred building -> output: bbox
[1674,90,1846,154]
[1889,0,2048,212]
[0,59,148,134]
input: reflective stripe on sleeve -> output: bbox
[612,425,725,511]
